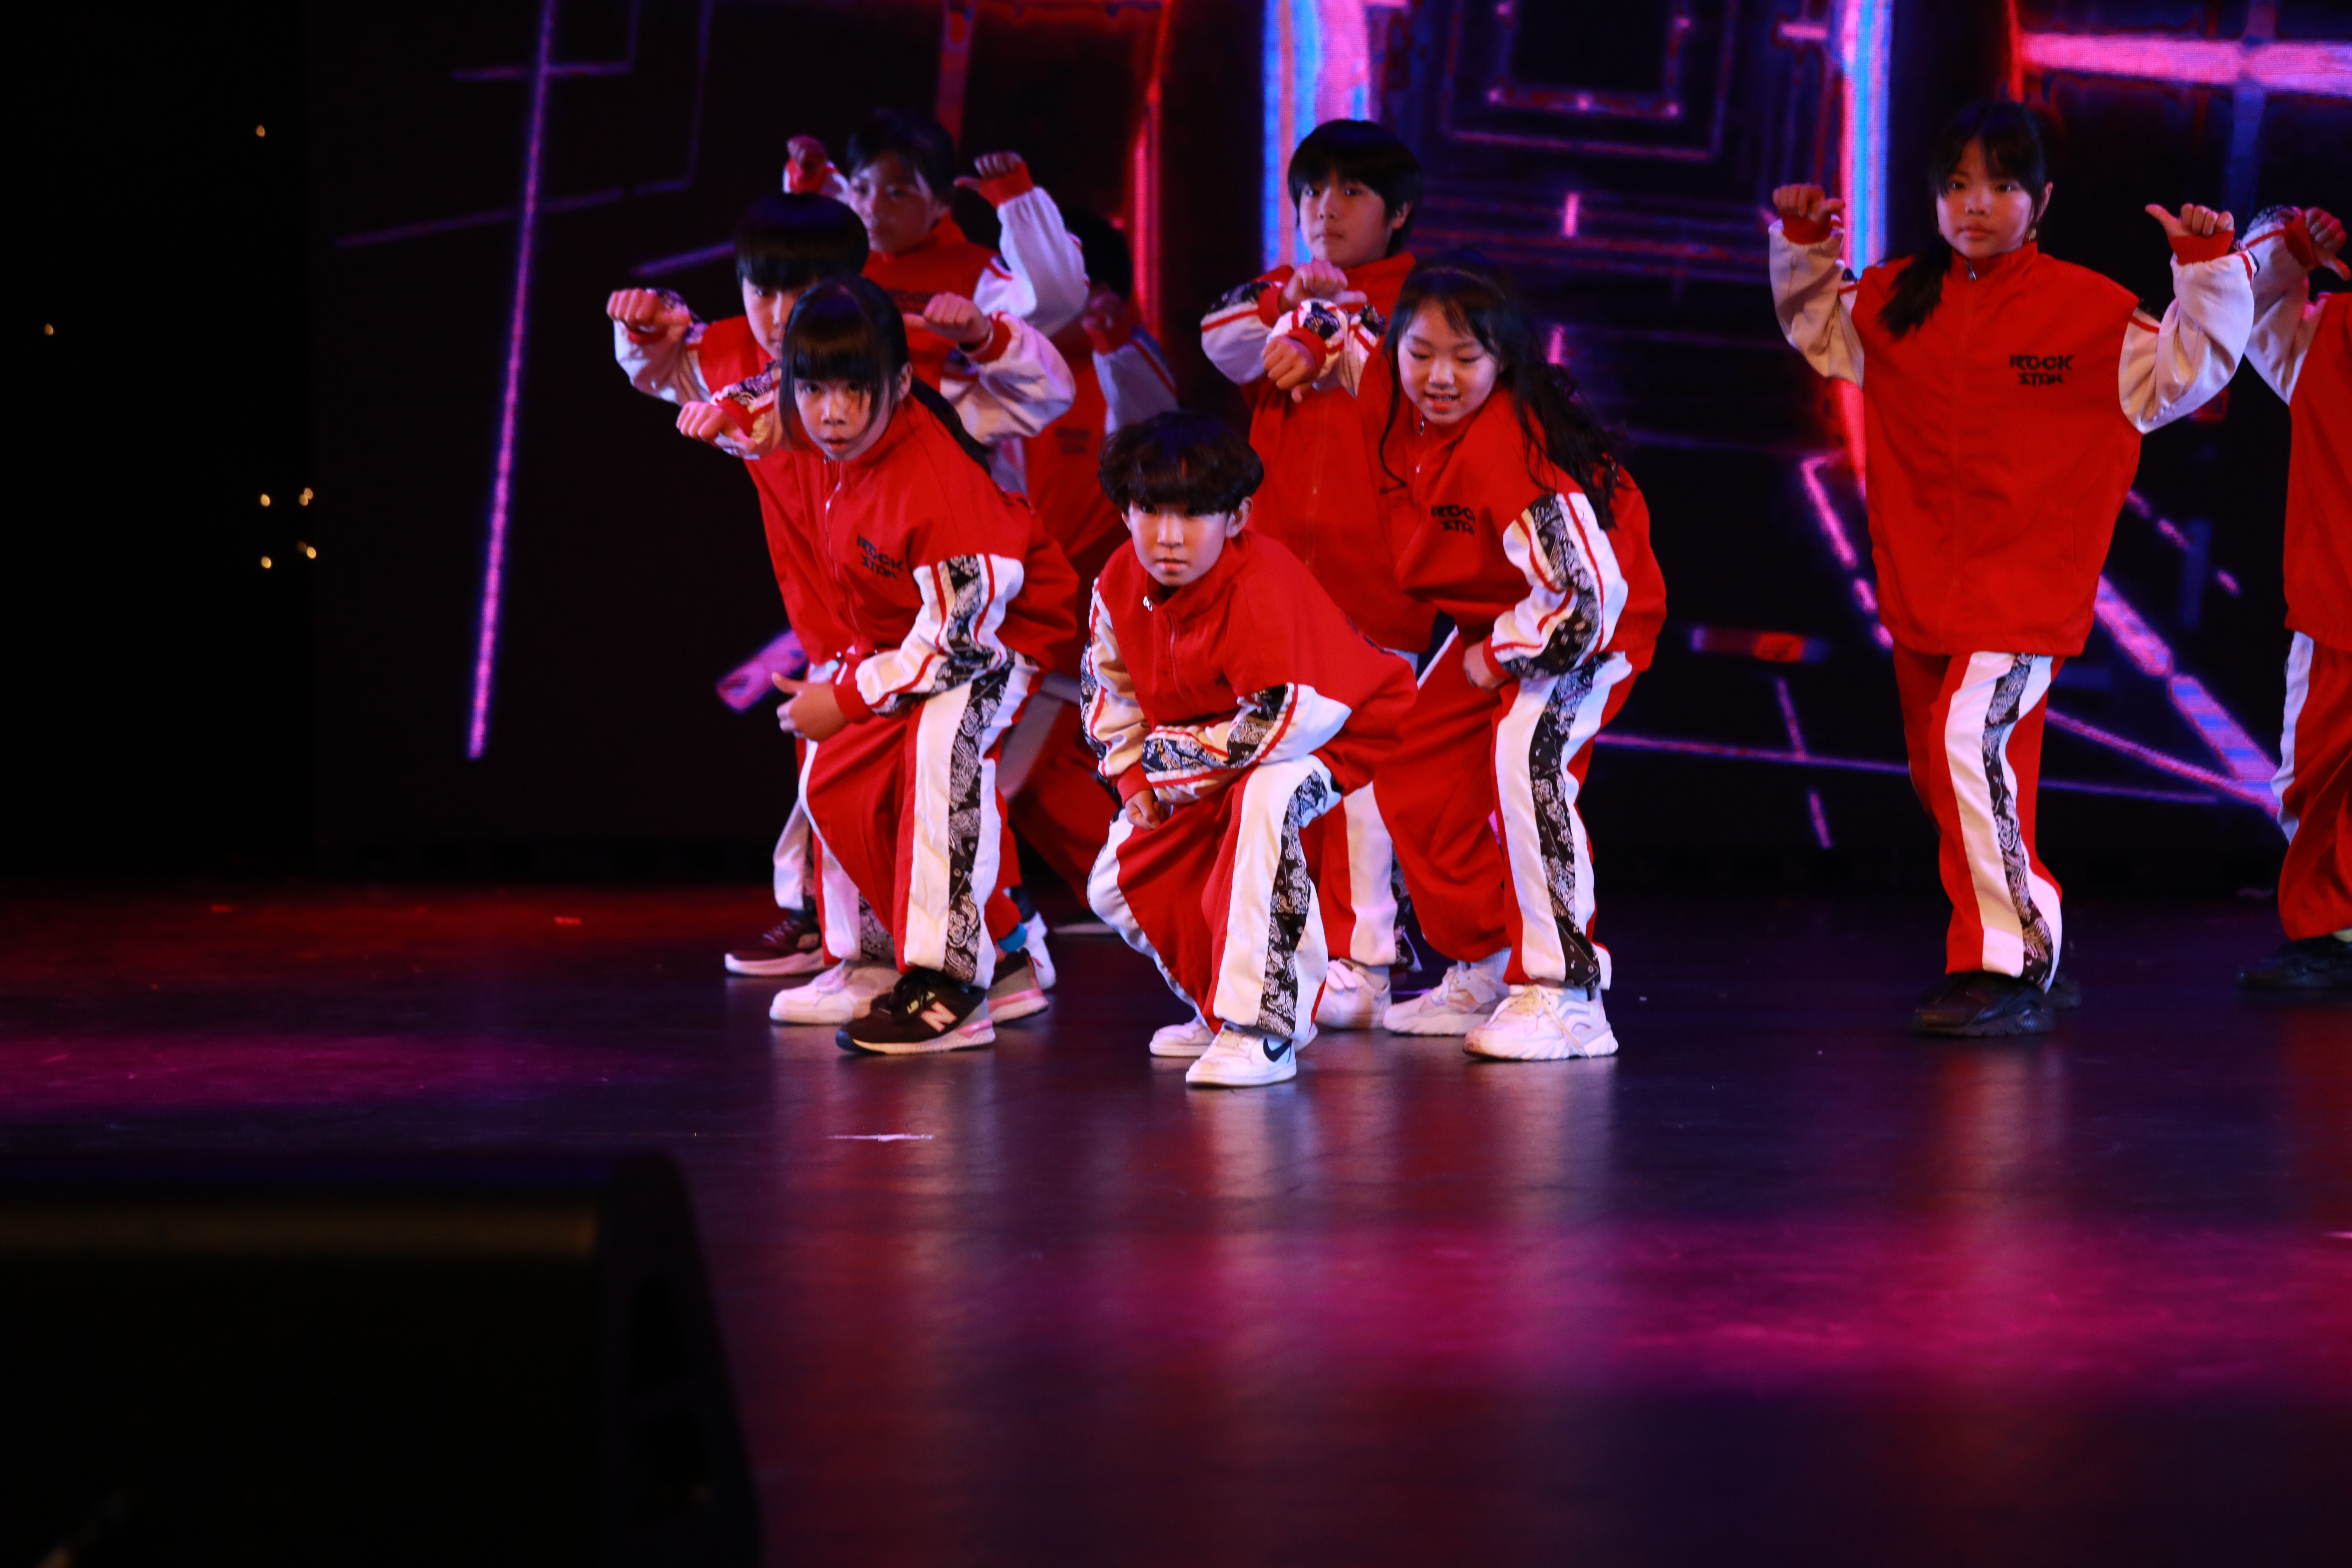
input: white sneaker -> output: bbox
[1465,983,1619,1060]
[770,960,898,1025]
[987,953,1049,1023]
[1022,914,1058,990]
[1314,957,1392,1030]
[1381,953,1511,1035]
[1148,1014,1218,1058]
[1184,1024,1309,1088]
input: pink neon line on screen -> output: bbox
[466,0,560,760]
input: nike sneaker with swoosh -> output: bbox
[838,968,995,1055]
[1184,1023,1315,1087]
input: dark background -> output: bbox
[11,0,2347,894]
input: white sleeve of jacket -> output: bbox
[1079,586,1147,783]
[1488,490,1629,681]
[2240,225,2322,404]
[1769,226,1864,386]
[1096,331,1180,434]
[2119,249,2256,433]
[940,315,1077,443]
[1140,684,1356,804]
[975,186,1090,337]
[1200,276,1282,385]
[853,553,1026,715]
[612,289,711,404]
[697,365,786,460]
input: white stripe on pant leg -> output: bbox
[1086,814,1198,1011]
[1941,652,2062,984]
[1494,656,1631,988]
[812,821,867,964]
[1340,782,1399,966]
[2275,631,2313,841]
[773,802,812,911]
[904,663,1032,987]
[1211,759,1337,1037]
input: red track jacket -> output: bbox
[2246,213,2352,651]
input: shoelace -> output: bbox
[1437,966,1489,1008]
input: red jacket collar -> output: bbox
[1948,240,2038,285]
[1144,531,1249,620]
[884,217,970,265]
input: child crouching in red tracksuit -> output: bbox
[1770,99,2253,1035]
[1287,254,1667,1060]
[695,277,1079,1054]
[1083,412,1415,1088]
[2240,204,2352,991]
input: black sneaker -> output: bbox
[1912,971,2056,1037]
[838,968,995,1055]
[2239,936,2352,992]
[725,911,826,976]
[2046,968,2083,1010]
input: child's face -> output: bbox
[1398,303,1498,427]
[741,280,803,359]
[1125,500,1248,589]
[848,152,952,258]
[1935,138,2048,262]
[1297,173,1409,272]
[794,365,912,461]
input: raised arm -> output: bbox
[609,287,710,403]
[1768,185,1863,386]
[2119,204,2256,433]
[962,154,1090,338]
[2240,206,2344,404]
[1485,485,1632,682]
[934,308,1078,443]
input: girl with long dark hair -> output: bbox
[684,276,1080,1054]
[1768,99,2253,1036]
[1274,253,1667,1059]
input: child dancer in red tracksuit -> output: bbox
[789,112,1089,395]
[2240,204,2352,991]
[995,209,1180,898]
[1770,99,2252,1036]
[608,194,1074,1015]
[1200,119,1435,1033]
[1288,256,1667,1059]
[1083,412,1415,1087]
[693,279,1078,1052]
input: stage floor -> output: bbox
[4,883,2346,1564]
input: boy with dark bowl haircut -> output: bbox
[1200,119,1434,1032]
[1083,412,1415,1088]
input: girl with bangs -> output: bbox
[1769,99,2253,1035]
[1274,253,1668,1062]
[688,278,1079,1054]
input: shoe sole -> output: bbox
[837,1014,997,1055]
[988,983,1049,1023]
[1382,1011,1494,1036]
[1912,1007,2056,1037]
[1464,1028,1619,1061]
[771,993,887,1026]
[1149,1037,1214,1058]
[727,951,828,977]
[1184,1058,1299,1087]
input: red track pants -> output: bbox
[1303,784,1402,967]
[802,667,1035,987]
[1892,645,2063,985]
[1379,636,1638,990]
[1087,758,1339,1037]
[2275,634,2352,940]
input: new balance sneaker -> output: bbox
[1148,1014,1218,1058]
[1315,957,1392,1030]
[2238,934,2352,991]
[1911,970,2055,1037]
[726,911,826,976]
[1465,983,1619,1060]
[838,969,995,1055]
[1184,1024,1310,1087]
[988,954,1050,1023]
[1022,914,1058,990]
[1382,952,1511,1035]
[769,959,898,1025]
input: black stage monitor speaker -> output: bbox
[0,1151,760,1566]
